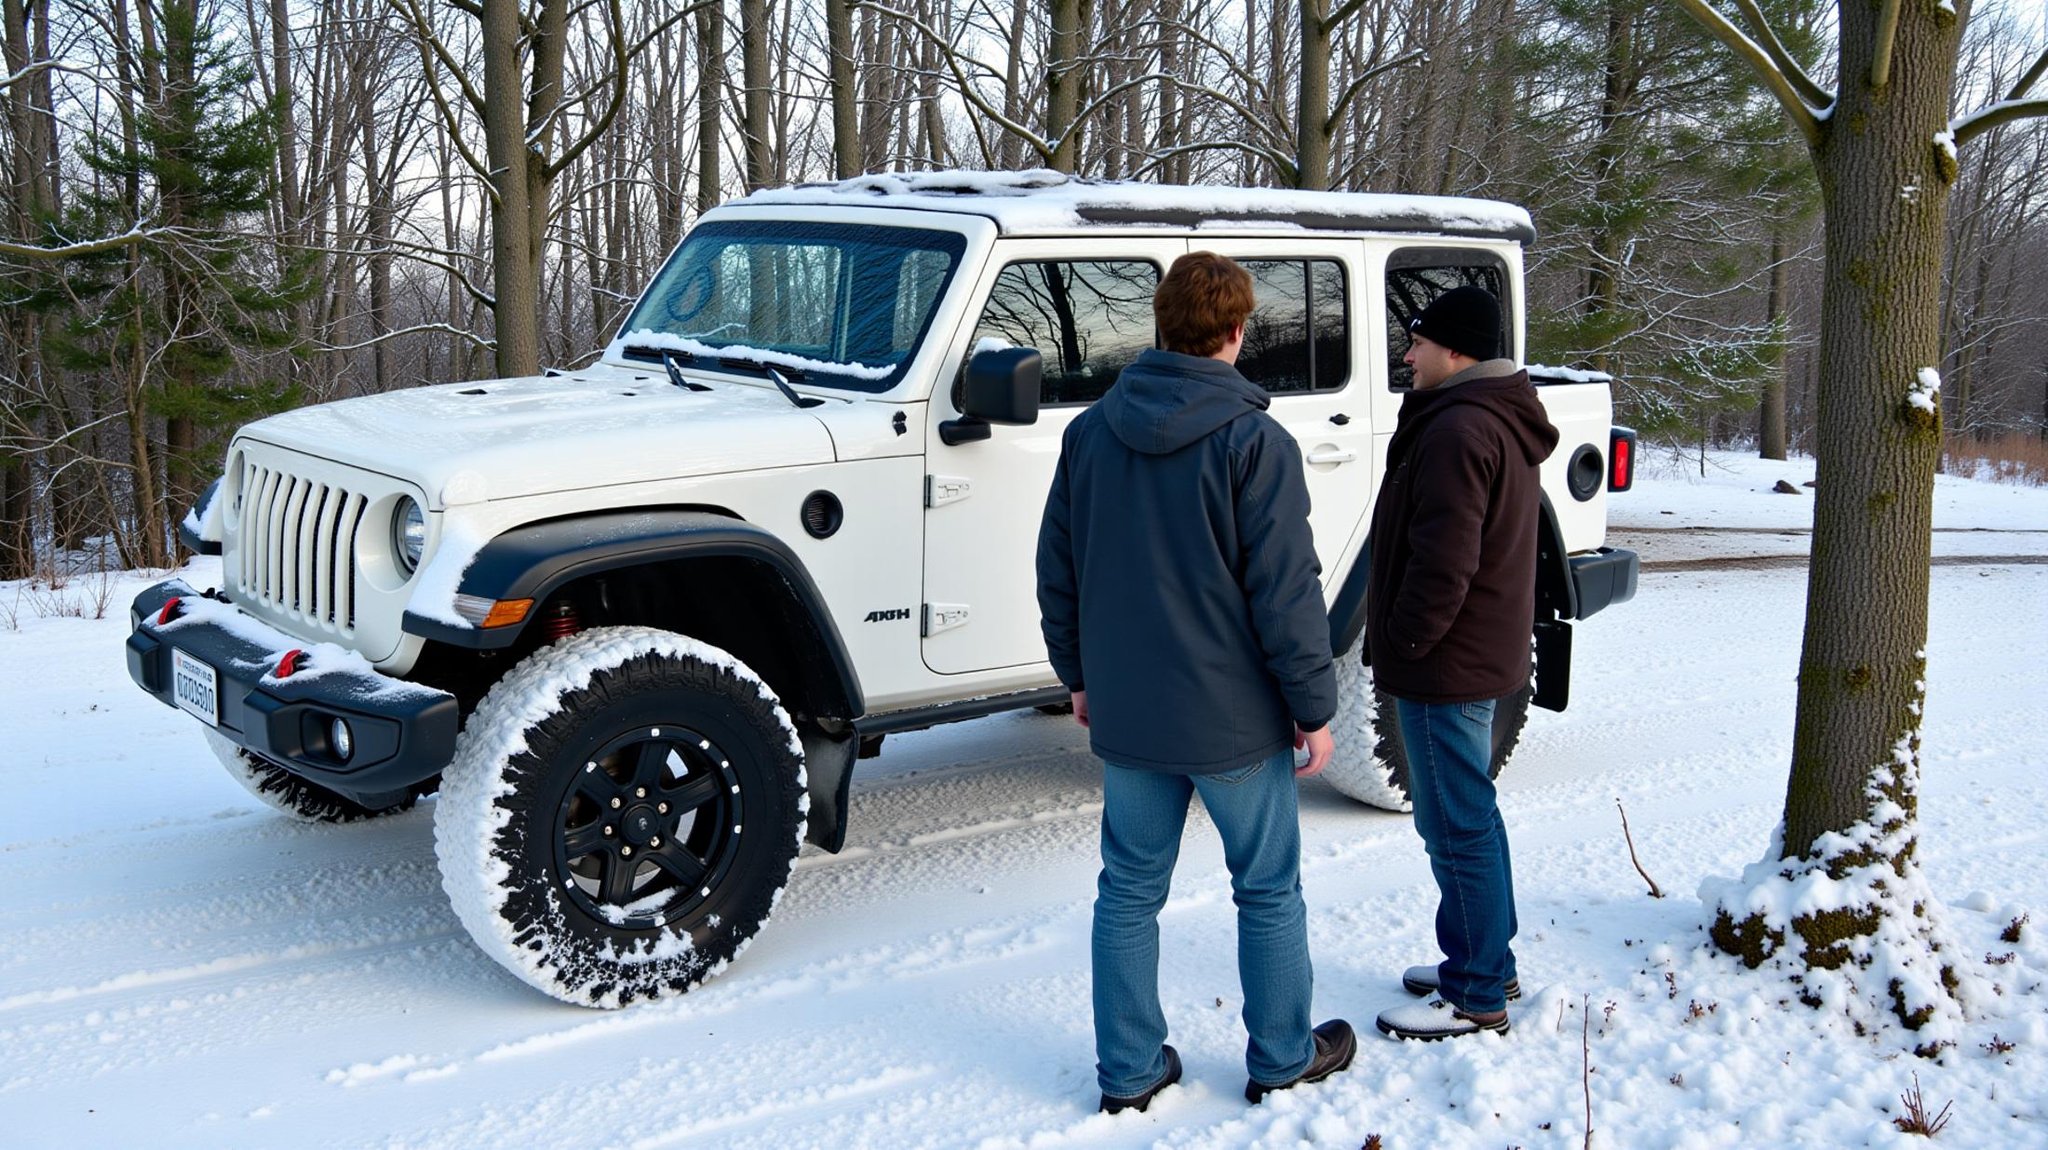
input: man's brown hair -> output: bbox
[1154,251,1255,356]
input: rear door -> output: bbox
[1194,239,1377,585]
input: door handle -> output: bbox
[1305,447,1357,465]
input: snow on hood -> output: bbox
[237,369,840,504]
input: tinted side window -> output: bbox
[1237,259,1349,394]
[1384,251,1510,390]
[969,260,1159,407]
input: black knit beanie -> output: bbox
[1407,286,1502,361]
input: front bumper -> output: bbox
[126,579,459,807]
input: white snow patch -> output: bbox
[150,584,442,701]
[1910,367,1942,414]
[403,516,494,629]
[619,328,894,382]
[741,169,1535,240]
[1527,362,1616,385]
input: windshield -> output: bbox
[617,220,968,392]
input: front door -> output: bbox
[920,240,1186,675]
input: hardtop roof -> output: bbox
[735,169,1536,244]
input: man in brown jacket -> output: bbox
[1366,285,1558,1041]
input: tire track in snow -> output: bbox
[0,928,464,1014]
[1642,553,2048,572]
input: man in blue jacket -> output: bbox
[1037,251,1354,1114]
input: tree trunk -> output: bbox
[1783,15,1956,863]
[998,0,1028,169]
[740,0,773,190]
[696,0,725,214]
[1707,0,1967,1042]
[826,0,859,177]
[1044,0,1084,172]
[2,0,55,578]
[1157,7,1182,183]
[1760,225,1789,460]
[1295,1,1330,189]
[1583,0,1637,375]
[919,0,946,168]
[481,0,539,378]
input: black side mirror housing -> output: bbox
[941,347,1043,445]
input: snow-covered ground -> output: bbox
[3,451,2044,1149]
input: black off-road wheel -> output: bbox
[435,627,807,1007]
[1318,646,1531,812]
[205,729,422,823]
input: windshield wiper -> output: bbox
[659,349,711,392]
[767,366,824,409]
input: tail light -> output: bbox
[1608,426,1637,492]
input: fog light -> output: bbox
[330,717,354,762]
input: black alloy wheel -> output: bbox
[552,723,746,930]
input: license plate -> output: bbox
[171,648,220,727]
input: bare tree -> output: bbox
[389,0,640,378]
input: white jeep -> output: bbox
[125,171,1638,1006]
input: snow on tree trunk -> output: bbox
[1700,0,1983,1051]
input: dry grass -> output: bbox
[1893,1073,1954,1136]
[1943,433,2048,486]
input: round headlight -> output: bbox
[330,717,354,762]
[393,497,426,575]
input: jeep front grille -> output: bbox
[234,463,367,635]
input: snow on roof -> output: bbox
[738,169,1537,243]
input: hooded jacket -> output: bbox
[1366,363,1560,703]
[1036,348,1337,774]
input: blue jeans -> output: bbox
[1395,696,1519,1013]
[1093,749,1314,1096]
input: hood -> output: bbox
[1392,367,1559,467]
[238,368,840,503]
[1097,348,1271,455]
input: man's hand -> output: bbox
[1293,724,1334,777]
[1072,689,1089,729]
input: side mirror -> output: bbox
[941,347,1042,445]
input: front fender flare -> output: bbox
[401,510,863,721]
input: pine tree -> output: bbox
[58,0,303,566]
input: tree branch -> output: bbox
[1058,71,1175,150]
[0,224,190,259]
[546,0,635,179]
[317,322,493,354]
[1328,47,1427,134]
[1325,0,1372,31]
[1726,0,1832,108]
[1950,98,2048,149]
[1870,0,1903,89]
[1156,74,1296,153]
[1668,0,1823,147]
[1133,139,1298,185]
[387,0,496,193]
[388,0,489,117]
[2009,46,2048,102]
[854,0,1053,162]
